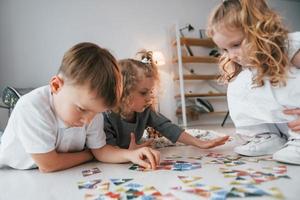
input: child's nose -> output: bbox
[145,95,154,104]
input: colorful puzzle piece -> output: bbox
[178,175,202,184]
[77,179,110,192]
[84,192,122,200]
[82,167,101,177]
[110,178,133,186]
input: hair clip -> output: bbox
[141,57,151,64]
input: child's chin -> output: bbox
[137,108,146,113]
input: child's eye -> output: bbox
[140,92,147,96]
[232,43,241,48]
[77,106,85,112]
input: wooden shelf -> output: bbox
[173,37,216,48]
[175,93,226,98]
[174,74,219,81]
[171,26,227,127]
[173,56,218,63]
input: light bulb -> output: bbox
[152,51,165,66]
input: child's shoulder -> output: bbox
[16,85,53,114]
[288,32,300,58]
[8,86,58,131]
[288,31,300,39]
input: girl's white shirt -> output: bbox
[228,32,300,135]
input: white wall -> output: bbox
[1,0,300,129]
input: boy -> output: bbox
[0,42,160,172]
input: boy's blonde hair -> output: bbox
[117,50,159,114]
[58,42,122,107]
[207,0,289,87]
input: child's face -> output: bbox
[50,76,108,127]
[212,27,249,66]
[128,76,156,113]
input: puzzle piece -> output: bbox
[82,167,101,177]
[77,179,110,192]
[178,175,202,184]
[84,192,122,200]
[110,178,133,186]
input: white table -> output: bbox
[1,140,300,200]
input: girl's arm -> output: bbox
[31,149,94,173]
[148,110,229,148]
[177,131,229,149]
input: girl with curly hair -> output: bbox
[103,50,229,150]
[207,0,300,164]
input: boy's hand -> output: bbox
[284,108,300,132]
[127,147,160,170]
[128,133,154,150]
[198,135,229,149]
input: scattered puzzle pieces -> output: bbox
[115,183,162,199]
[129,160,201,172]
[220,165,290,185]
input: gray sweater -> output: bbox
[104,108,183,149]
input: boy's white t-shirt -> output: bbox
[0,86,106,169]
[227,32,300,136]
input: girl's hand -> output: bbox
[128,147,160,170]
[284,108,300,132]
[198,135,229,149]
[178,131,229,149]
[128,133,154,150]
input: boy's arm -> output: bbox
[177,131,229,149]
[91,145,160,169]
[31,149,94,173]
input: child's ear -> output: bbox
[49,75,64,94]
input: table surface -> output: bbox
[1,138,300,200]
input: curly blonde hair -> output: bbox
[116,50,160,115]
[207,0,289,87]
